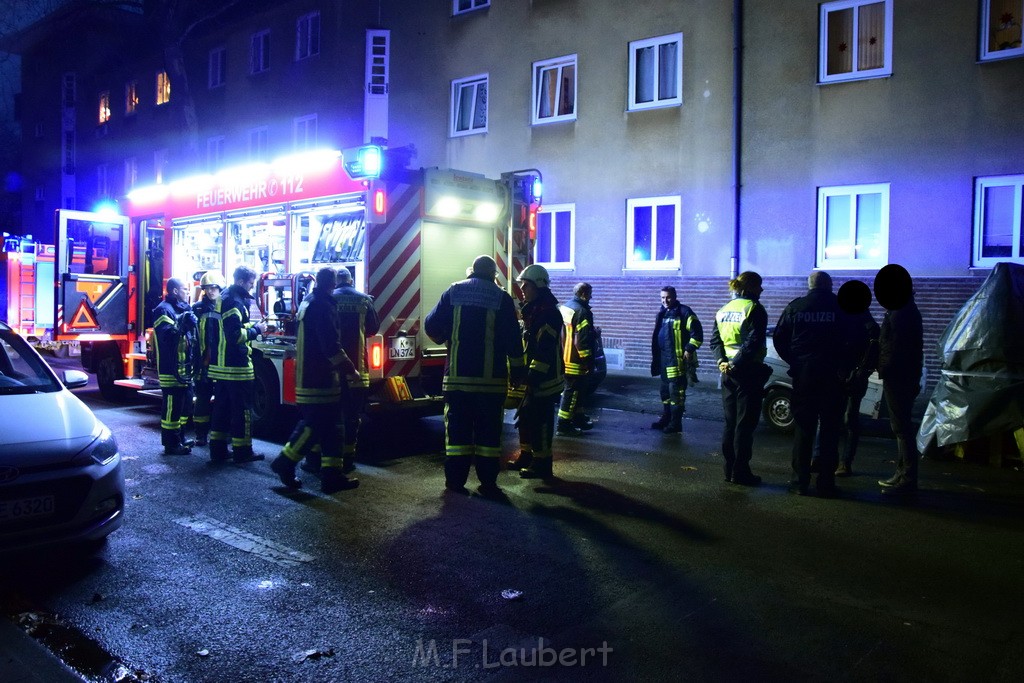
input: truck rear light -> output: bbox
[368,334,384,380]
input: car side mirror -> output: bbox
[62,369,89,390]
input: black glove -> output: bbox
[176,311,198,334]
[650,360,659,377]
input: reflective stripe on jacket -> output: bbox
[332,284,380,389]
[651,303,703,378]
[524,289,565,399]
[558,297,595,377]
[153,297,192,388]
[208,284,258,382]
[295,288,349,404]
[711,297,768,370]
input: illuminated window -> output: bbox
[98,91,111,124]
[451,74,487,136]
[296,12,320,60]
[125,81,138,115]
[207,136,225,171]
[453,0,489,15]
[535,204,575,269]
[124,157,138,192]
[532,55,576,125]
[293,115,317,151]
[156,71,171,105]
[209,47,226,88]
[249,127,269,161]
[628,33,682,111]
[974,175,1024,266]
[251,29,271,74]
[626,196,680,270]
[819,0,892,84]
[816,183,889,269]
[981,0,1024,61]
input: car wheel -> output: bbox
[252,359,285,438]
[96,353,131,402]
[763,386,795,433]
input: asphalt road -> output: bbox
[2,359,1023,682]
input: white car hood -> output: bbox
[0,390,99,465]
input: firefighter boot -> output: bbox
[507,450,533,471]
[663,404,684,434]
[162,430,191,456]
[342,456,356,475]
[208,439,230,463]
[444,457,471,494]
[232,445,265,464]
[475,458,502,496]
[194,427,209,448]
[321,467,359,494]
[270,455,302,489]
[520,456,553,480]
[650,405,671,430]
[301,448,322,474]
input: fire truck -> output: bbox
[52,147,538,434]
[1,236,78,357]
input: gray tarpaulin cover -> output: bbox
[918,262,1024,452]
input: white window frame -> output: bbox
[296,11,320,60]
[156,71,171,105]
[207,136,225,172]
[818,0,893,84]
[251,29,271,74]
[98,91,111,124]
[628,33,683,111]
[534,203,576,270]
[248,127,269,162]
[625,195,681,270]
[980,0,1024,61]
[973,175,1024,266]
[124,157,138,193]
[816,183,890,270]
[452,0,489,16]
[532,55,577,125]
[125,80,138,115]
[450,74,488,137]
[208,47,226,88]
[96,164,109,198]
[293,114,317,151]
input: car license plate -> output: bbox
[388,336,416,360]
[0,495,56,522]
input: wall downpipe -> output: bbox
[731,0,743,280]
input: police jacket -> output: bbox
[773,289,854,381]
[332,283,380,389]
[208,284,259,382]
[295,288,351,404]
[192,296,219,379]
[424,275,526,395]
[558,296,596,377]
[651,302,703,376]
[710,296,768,379]
[522,288,565,399]
[153,296,195,388]
[877,298,923,386]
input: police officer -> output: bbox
[424,255,526,495]
[511,264,565,480]
[709,272,769,486]
[557,282,596,435]
[208,265,267,464]
[271,268,359,493]
[650,286,704,434]
[190,271,223,447]
[773,271,853,497]
[153,278,197,455]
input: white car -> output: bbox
[0,321,125,553]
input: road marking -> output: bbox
[174,514,314,567]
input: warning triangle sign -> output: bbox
[70,300,99,330]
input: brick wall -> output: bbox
[550,274,984,392]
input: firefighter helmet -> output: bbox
[517,264,550,289]
[199,272,224,290]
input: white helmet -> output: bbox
[517,264,550,289]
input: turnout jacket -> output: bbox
[710,296,768,377]
[651,302,703,377]
[773,289,855,381]
[877,298,923,386]
[191,295,220,380]
[208,284,259,382]
[153,296,194,388]
[558,296,596,377]
[522,289,566,399]
[332,283,381,389]
[295,288,351,404]
[424,275,526,395]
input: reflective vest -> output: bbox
[559,297,595,377]
[715,297,766,362]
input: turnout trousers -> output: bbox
[210,379,254,453]
[443,392,505,488]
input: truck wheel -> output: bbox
[762,386,795,433]
[252,360,283,438]
[96,353,131,402]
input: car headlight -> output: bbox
[80,425,120,466]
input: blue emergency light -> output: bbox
[343,145,383,179]
[531,177,543,204]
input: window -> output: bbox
[535,204,575,269]
[974,175,1024,266]
[293,115,317,151]
[249,127,269,161]
[209,47,226,88]
[532,55,577,125]
[125,81,138,115]
[156,71,171,105]
[124,157,138,193]
[207,136,225,171]
[251,30,271,74]
[154,149,168,184]
[981,0,1024,61]
[626,196,680,269]
[819,0,893,84]
[628,33,682,111]
[96,164,110,198]
[452,0,489,15]
[816,183,889,269]
[296,12,320,60]
[98,91,111,124]
[451,74,488,136]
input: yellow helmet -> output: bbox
[199,272,224,290]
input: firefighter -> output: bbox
[424,255,526,495]
[650,286,704,434]
[509,264,565,479]
[208,265,268,464]
[153,278,197,456]
[190,271,223,447]
[271,268,359,493]
[331,267,381,474]
[709,271,770,486]
[556,282,596,435]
